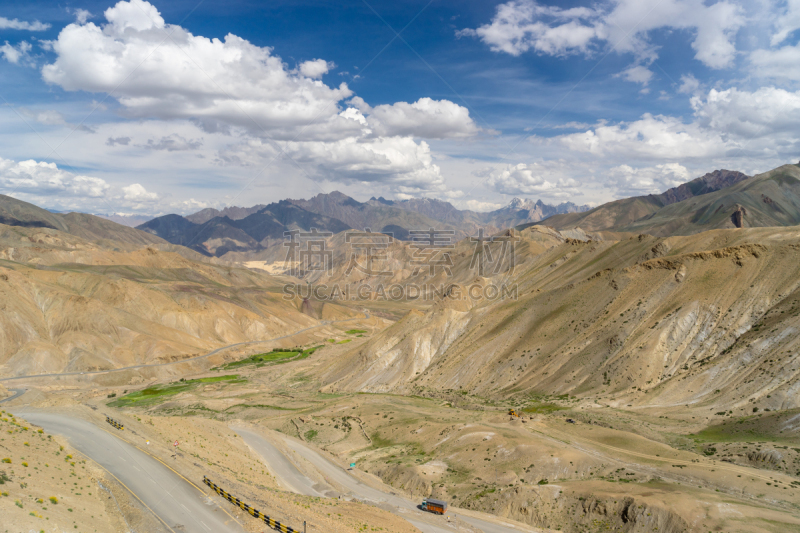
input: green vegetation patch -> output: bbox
[345,329,367,335]
[689,408,800,443]
[214,346,322,371]
[109,375,244,407]
[522,403,569,414]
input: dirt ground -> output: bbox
[4,322,800,533]
[0,409,136,533]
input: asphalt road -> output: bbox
[234,427,537,533]
[0,313,368,383]
[0,387,26,403]
[15,412,246,533]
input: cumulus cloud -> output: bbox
[616,64,654,86]
[1,40,33,65]
[0,158,110,198]
[42,0,355,140]
[678,74,701,94]
[39,0,481,195]
[298,59,334,78]
[750,43,800,81]
[456,1,598,57]
[368,98,482,139]
[0,17,50,31]
[460,199,505,212]
[123,183,158,201]
[487,162,582,198]
[553,113,727,159]
[72,8,93,25]
[691,86,800,139]
[532,85,800,171]
[459,0,745,70]
[221,135,447,194]
[605,163,691,196]
[769,0,800,46]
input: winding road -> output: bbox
[14,411,246,533]
[0,387,26,403]
[235,427,541,533]
[0,313,368,383]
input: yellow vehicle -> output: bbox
[508,409,520,417]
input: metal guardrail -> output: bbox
[106,416,124,430]
[203,476,303,533]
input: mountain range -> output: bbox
[136,192,591,257]
[530,167,800,236]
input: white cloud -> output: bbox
[750,42,800,80]
[605,163,690,197]
[456,1,599,57]
[553,113,726,159]
[460,0,745,70]
[298,59,334,78]
[691,86,800,139]
[368,98,482,139]
[0,158,110,198]
[770,0,800,46]
[72,8,93,25]
[0,17,50,31]
[222,135,447,194]
[531,85,800,174]
[487,162,582,198]
[42,0,356,141]
[677,73,700,94]
[123,183,158,201]
[617,64,654,86]
[19,109,67,126]
[1,41,33,65]
[460,199,505,212]
[38,0,478,196]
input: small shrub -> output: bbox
[21,462,28,467]
[1,458,10,464]
[538,479,549,485]
[49,496,58,504]
[107,393,116,398]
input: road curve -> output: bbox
[15,411,246,533]
[234,427,539,533]
[0,387,26,403]
[0,313,369,383]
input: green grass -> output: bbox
[108,375,244,408]
[345,329,367,335]
[213,346,323,371]
[304,429,318,441]
[688,409,800,443]
[336,339,352,344]
[521,403,569,414]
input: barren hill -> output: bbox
[315,224,800,419]
[533,167,800,236]
[0,222,354,377]
[0,194,165,246]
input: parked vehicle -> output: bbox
[421,498,447,514]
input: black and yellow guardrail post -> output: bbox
[203,476,302,533]
[105,416,124,430]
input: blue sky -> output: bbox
[0,0,799,217]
